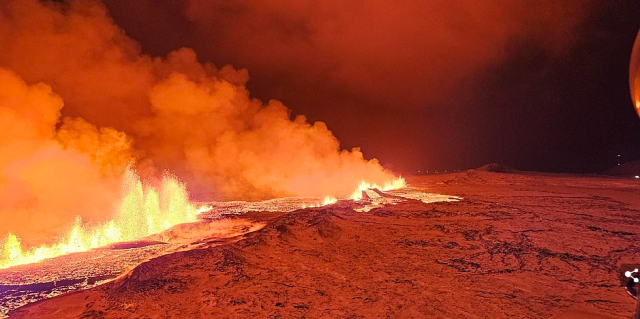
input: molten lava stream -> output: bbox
[350,177,407,200]
[0,173,406,269]
[0,168,198,269]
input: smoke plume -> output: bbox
[0,68,126,245]
[0,0,396,245]
[100,0,595,171]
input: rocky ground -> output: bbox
[10,170,640,318]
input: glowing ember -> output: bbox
[0,168,197,269]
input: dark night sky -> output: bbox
[102,0,640,174]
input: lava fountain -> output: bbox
[0,0,407,270]
[0,170,405,269]
[350,177,407,200]
[0,168,197,269]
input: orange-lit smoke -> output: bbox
[0,0,399,250]
[1,168,198,268]
[0,68,129,247]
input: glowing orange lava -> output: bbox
[0,168,198,269]
[0,173,405,269]
[301,196,338,209]
[350,177,407,200]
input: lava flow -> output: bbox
[0,173,406,269]
[350,177,407,200]
[0,168,198,269]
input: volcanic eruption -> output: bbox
[0,0,402,268]
[2,1,640,318]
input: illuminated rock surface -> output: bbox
[8,171,640,318]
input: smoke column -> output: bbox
[0,0,397,247]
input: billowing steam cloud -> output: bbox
[0,0,396,246]
[101,0,595,171]
[0,68,127,245]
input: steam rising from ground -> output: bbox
[0,0,398,251]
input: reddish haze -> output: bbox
[103,0,596,171]
[0,68,125,245]
[181,0,589,106]
[0,0,396,246]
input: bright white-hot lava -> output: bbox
[0,168,199,269]
[350,177,407,200]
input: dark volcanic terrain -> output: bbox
[10,170,640,318]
